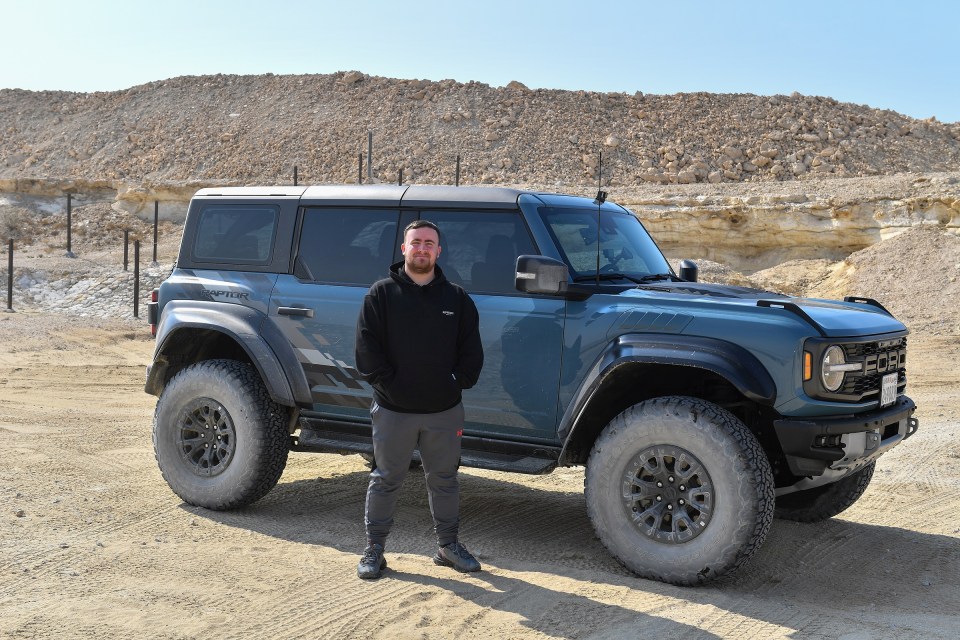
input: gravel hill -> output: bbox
[2,71,959,188]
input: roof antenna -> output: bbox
[593,151,607,285]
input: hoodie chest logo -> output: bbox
[442,310,454,316]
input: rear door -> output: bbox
[269,207,402,419]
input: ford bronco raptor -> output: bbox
[146,185,918,585]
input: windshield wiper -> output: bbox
[572,272,646,284]
[572,272,681,285]
[635,273,682,284]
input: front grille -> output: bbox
[839,337,907,401]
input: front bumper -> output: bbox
[774,396,918,476]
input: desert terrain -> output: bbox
[2,73,960,638]
[0,210,958,640]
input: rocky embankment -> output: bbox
[2,72,959,267]
[3,72,960,187]
[1,72,960,322]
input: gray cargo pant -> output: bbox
[364,401,465,548]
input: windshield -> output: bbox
[538,206,672,280]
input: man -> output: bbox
[354,219,484,580]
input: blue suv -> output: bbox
[146,185,918,585]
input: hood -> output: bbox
[632,282,906,338]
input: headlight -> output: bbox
[820,345,861,392]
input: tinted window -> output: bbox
[297,208,399,285]
[193,205,278,264]
[421,211,537,294]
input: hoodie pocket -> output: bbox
[381,364,460,411]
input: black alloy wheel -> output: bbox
[176,398,238,477]
[623,445,714,544]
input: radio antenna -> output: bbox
[593,151,607,285]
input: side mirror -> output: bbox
[515,255,569,295]
[679,259,698,282]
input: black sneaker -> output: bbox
[357,543,387,579]
[433,541,481,573]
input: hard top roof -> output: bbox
[193,184,536,208]
[299,184,527,209]
[190,184,618,211]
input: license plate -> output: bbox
[881,373,897,406]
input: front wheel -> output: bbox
[775,462,875,522]
[585,396,775,585]
[152,359,290,510]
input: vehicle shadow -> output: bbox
[188,455,960,636]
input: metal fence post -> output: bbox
[293,165,298,186]
[367,131,373,181]
[134,240,140,318]
[123,229,129,271]
[66,194,75,257]
[358,152,363,184]
[6,239,12,312]
[455,155,461,186]
[398,168,403,185]
[153,201,159,265]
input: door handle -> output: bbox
[277,306,315,318]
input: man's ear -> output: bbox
[436,245,441,257]
[400,242,406,255]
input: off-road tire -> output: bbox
[775,462,875,522]
[152,359,289,510]
[585,396,775,586]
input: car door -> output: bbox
[269,206,402,420]
[421,209,565,442]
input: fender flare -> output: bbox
[558,334,778,461]
[145,300,310,407]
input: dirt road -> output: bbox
[1,313,958,639]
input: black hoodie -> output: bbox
[355,262,483,414]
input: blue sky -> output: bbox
[2,0,957,122]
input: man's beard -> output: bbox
[405,254,435,275]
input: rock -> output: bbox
[340,71,364,85]
[677,169,697,184]
[801,133,821,143]
[753,155,771,168]
[506,80,529,91]
[791,162,808,175]
[707,171,723,183]
[604,135,620,148]
[721,145,744,161]
[760,146,780,159]
[15,509,25,517]
[484,132,499,142]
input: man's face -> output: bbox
[402,226,441,275]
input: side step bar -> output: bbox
[292,416,560,475]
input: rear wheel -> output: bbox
[152,359,289,510]
[585,396,775,585]
[775,462,875,522]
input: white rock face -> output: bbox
[616,176,960,271]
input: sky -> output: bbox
[1,0,957,123]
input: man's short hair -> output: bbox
[403,219,441,243]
